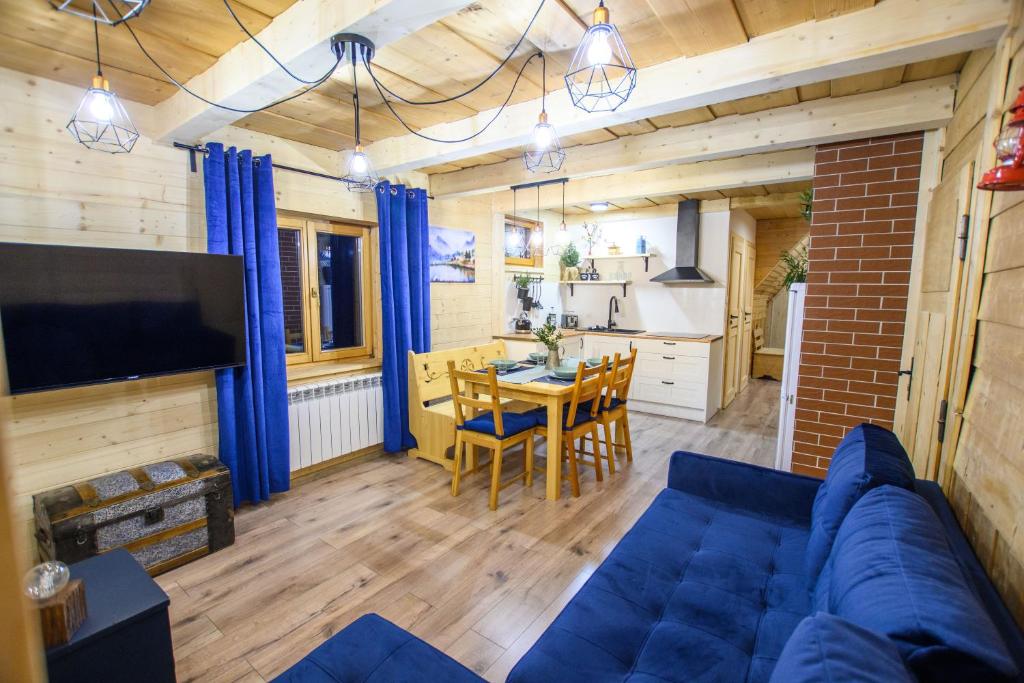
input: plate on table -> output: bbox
[585,357,603,367]
[489,359,518,371]
[528,352,548,363]
[550,366,578,380]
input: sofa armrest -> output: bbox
[668,451,821,525]
[273,614,484,683]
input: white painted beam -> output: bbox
[488,149,816,214]
[370,0,1006,174]
[435,76,955,198]
[151,0,473,144]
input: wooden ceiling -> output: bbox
[0,0,968,178]
[564,180,811,218]
[0,0,298,104]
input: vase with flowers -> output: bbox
[533,322,564,369]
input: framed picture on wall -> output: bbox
[504,215,542,267]
[428,225,476,283]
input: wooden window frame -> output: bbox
[278,215,374,366]
[504,215,544,268]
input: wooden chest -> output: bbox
[33,454,234,576]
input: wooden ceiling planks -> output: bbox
[0,0,299,105]
[733,0,814,37]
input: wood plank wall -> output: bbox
[0,67,495,551]
[941,34,1024,626]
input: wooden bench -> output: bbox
[408,341,522,470]
[753,347,784,381]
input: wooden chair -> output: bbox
[447,361,538,511]
[595,348,638,472]
[532,357,609,497]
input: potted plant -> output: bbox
[533,322,564,369]
[781,246,808,288]
[560,242,580,281]
[514,273,531,300]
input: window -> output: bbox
[277,216,373,365]
[504,215,543,268]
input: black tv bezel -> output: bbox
[0,243,247,395]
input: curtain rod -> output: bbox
[171,142,436,199]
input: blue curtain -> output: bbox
[203,142,290,504]
[375,181,431,452]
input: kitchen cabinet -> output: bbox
[504,337,542,360]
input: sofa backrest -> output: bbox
[769,612,913,683]
[816,486,1018,682]
[804,423,915,589]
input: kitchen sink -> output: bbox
[586,326,646,334]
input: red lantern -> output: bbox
[978,85,1024,191]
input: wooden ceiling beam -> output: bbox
[151,0,475,143]
[488,148,815,214]
[369,0,1006,175]
[433,76,955,197]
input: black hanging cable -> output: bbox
[364,0,546,107]
[351,47,361,146]
[109,0,340,114]
[93,6,103,77]
[220,0,332,85]
[365,50,543,144]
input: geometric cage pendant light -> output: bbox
[50,0,149,25]
[332,33,381,193]
[564,1,637,113]
[523,53,566,173]
[66,19,139,154]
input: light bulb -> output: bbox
[534,123,553,151]
[557,228,570,245]
[587,29,612,66]
[349,151,368,174]
[531,229,543,247]
[89,90,113,122]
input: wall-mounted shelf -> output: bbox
[582,252,654,272]
[560,280,632,297]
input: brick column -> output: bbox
[791,133,923,478]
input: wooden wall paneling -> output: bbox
[753,218,808,284]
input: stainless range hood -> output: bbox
[650,199,714,284]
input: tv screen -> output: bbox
[0,243,246,394]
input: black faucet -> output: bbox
[608,295,619,330]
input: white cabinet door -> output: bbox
[588,336,632,362]
[504,338,542,360]
[561,335,585,361]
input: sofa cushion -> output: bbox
[804,423,914,589]
[820,486,1018,682]
[458,410,537,437]
[272,613,485,683]
[507,487,813,683]
[769,612,913,683]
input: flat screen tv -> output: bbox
[0,243,246,394]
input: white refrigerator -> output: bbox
[775,283,807,472]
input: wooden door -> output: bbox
[896,162,974,478]
[740,241,756,392]
[723,235,744,407]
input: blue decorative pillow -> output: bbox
[822,486,1018,682]
[804,423,915,589]
[770,612,912,683]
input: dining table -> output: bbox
[461,363,581,501]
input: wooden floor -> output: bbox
[159,380,780,682]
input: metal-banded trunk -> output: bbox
[33,454,234,575]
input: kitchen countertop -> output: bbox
[493,330,723,343]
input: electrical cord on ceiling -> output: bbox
[364,51,543,144]
[364,0,546,106]
[112,0,341,114]
[220,0,329,85]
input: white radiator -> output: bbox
[286,373,383,472]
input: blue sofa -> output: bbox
[275,425,1024,682]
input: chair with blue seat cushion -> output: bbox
[448,361,538,510]
[530,357,608,496]
[804,423,915,588]
[769,612,913,683]
[593,348,637,475]
[272,613,485,683]
[819,485,1018,682]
